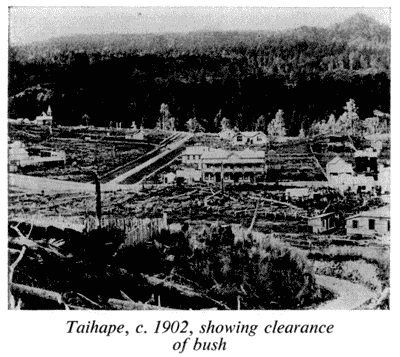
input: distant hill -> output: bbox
[8,13,390,132]
[330,13,390,47]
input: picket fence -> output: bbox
[12,213,169,246]
[84,215,168,245]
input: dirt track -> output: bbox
[315,275,377,310]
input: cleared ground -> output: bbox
[8,124,168,183]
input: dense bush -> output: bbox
[8,14,390,134]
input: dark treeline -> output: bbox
[8,13,390,135]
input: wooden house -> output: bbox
[308,212,336,234]
[346,205,390,237]
[231,131,268,147]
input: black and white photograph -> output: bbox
[7,6,391,313]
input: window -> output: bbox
[352,220,358,229]
[388,221,390,232]
[236,135,243,142]
[369,219,375,230]
[257,136,262,142]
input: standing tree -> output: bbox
[185,117,205,133]
[373,110,390,133]
[255,115,267,133]
[220,117,231,131]
[214,109,223,132]
[337,99,361,136]
[267,110,286,138]
[364,116,380,135]
[159,103,170,130]
[327,114,339,135]
[82,114,90,127]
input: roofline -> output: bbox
[346,207,390,220]
[308,212,335,219]
[346,214,390,220]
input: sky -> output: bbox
[9,6,390,45]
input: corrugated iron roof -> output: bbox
[346,205,390,220]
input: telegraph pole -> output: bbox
[221,161,224,195]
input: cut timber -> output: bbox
[247,199,260,234]
[10,283,171,310]
[108,298,171,310]
[248,195,302,210]
[11,282,63,305]
[143,274,230,310]
[165,190,197,201]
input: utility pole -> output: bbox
[221,161,224,195]
[90,171,102,229]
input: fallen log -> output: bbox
[249,195,302,211]
[142,274,230,310]
[10,283,171,310]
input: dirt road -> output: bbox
[315,275,377,310]
[8,132,193,194]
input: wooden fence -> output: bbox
[11,213,168,247]
[84,215,168,246]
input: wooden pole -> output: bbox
[90,171,102,229]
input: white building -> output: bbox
[181,146,215,169]
[346,205,390,237]
[330,173,376,194]
[34,106,53,126]
[285,187,310,200]
[125,128,146,141]
[8,141,66,169]
[377,165,390,194]
[163,169,201,184]
[326,156,354,179]
[8,141,29,165]
[308,212,336,234]
[201,148,266,183]
[176,169,202,184]
[163,172,176,184]
[231,131,268,146]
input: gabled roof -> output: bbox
[327,156,348,166]
[326,156,353,173]
[234,131,266,138]
[308,212,335,220]
[202,148,265,160]
[346,205,390,220]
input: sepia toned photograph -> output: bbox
[7,6,390,311]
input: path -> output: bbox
[107,132,193,185]
[315,275,377,310]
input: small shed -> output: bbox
[308,212,336,234]
[163,172,176,184]
[176,169,202,184]
[126,129,146,141]
[286,187,310,200]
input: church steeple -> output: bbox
[47,105,52,116]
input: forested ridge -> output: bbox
[8,13,390,134]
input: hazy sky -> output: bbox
[9,6,390,44]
